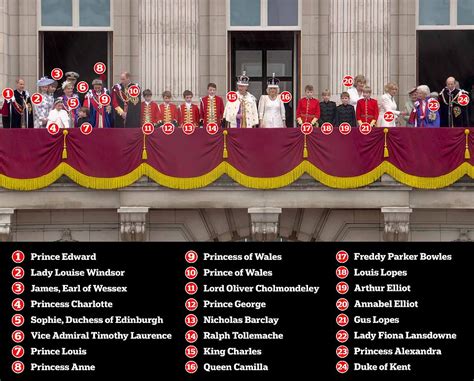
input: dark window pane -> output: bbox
[41,0,73,26]
[268,0,298,26]
[231,0,260,26]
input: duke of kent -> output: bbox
[439,76,469,127]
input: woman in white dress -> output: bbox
[258,74,286,128]
[47,98,71,129]
[377,82,406,127]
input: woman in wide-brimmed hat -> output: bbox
[33,77,55,128]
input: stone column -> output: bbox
[138,0,200,100]
[381,207,412,242]
[0,0,8,92]
[329,0,390,99]
[0,208,15,242]
[248,207,282,242]
[118,207,149,241]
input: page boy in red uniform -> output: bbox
[296,84,320,126]
[200,83,224,128]
[356,86,379,127]
[157,90,179,127]
[140,89,160,126]
[179,90,200,127]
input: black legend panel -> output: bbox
[0,243,472,380]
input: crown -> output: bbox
[237,71,250,86]
[267,73,280,88]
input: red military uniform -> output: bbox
[141,101,160,126]
[200,95,224,127]
[296,97,320,125]
[179,103,200,127]
[356,98,379,126]
[157,103,179,126]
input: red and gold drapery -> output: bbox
[0,128,473,191]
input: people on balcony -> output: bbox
[3,69,474,130]
[258,74,286,128]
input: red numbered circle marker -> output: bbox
[301,122,313,135]
[185,314,198,327]
[336,329,349,343]
[336,298,349,312]
[47,123,60,135]
[185,330,198,343]
[458,93,470,106]
[128,85,140,98]
[336,281,349,295]
[336,345,349,359]
[12,282,25,295]
[185,266,198,280]
[142,122,155,135]
[185,361,198,374]
[76,81,89,94]
[336,250,349,264]
[12,267,25,280]
[336,266,349,279]
[51,68,63,80]
[94,62,107,75]
[12,345,25,359]
[99,93,111,106]
[12,330,25,343]
[31,93,44,105]
[280,91,292,104]
[12,361,25,374]
[428,98,440,112]
[185,282,198,295]
[185,250,198,263]
[343,75,354,87]
[80,123,93,135]
[336,360,349,374]
[2,87,14,100]
[227,91,238,102]
[12,314,25,327]
[321,122,334,135]
[185,345,198,359]
[336,313,349,327]
[183,123,195,135]
[12,250,25,264]
[359,122,372,135]
[384,111,395,123]
[339,123,351,135]
[67,97,79,110]
[162,122,175,135]
[185,298,198,311]
[206,122,219,135]
[12,298,24,312]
